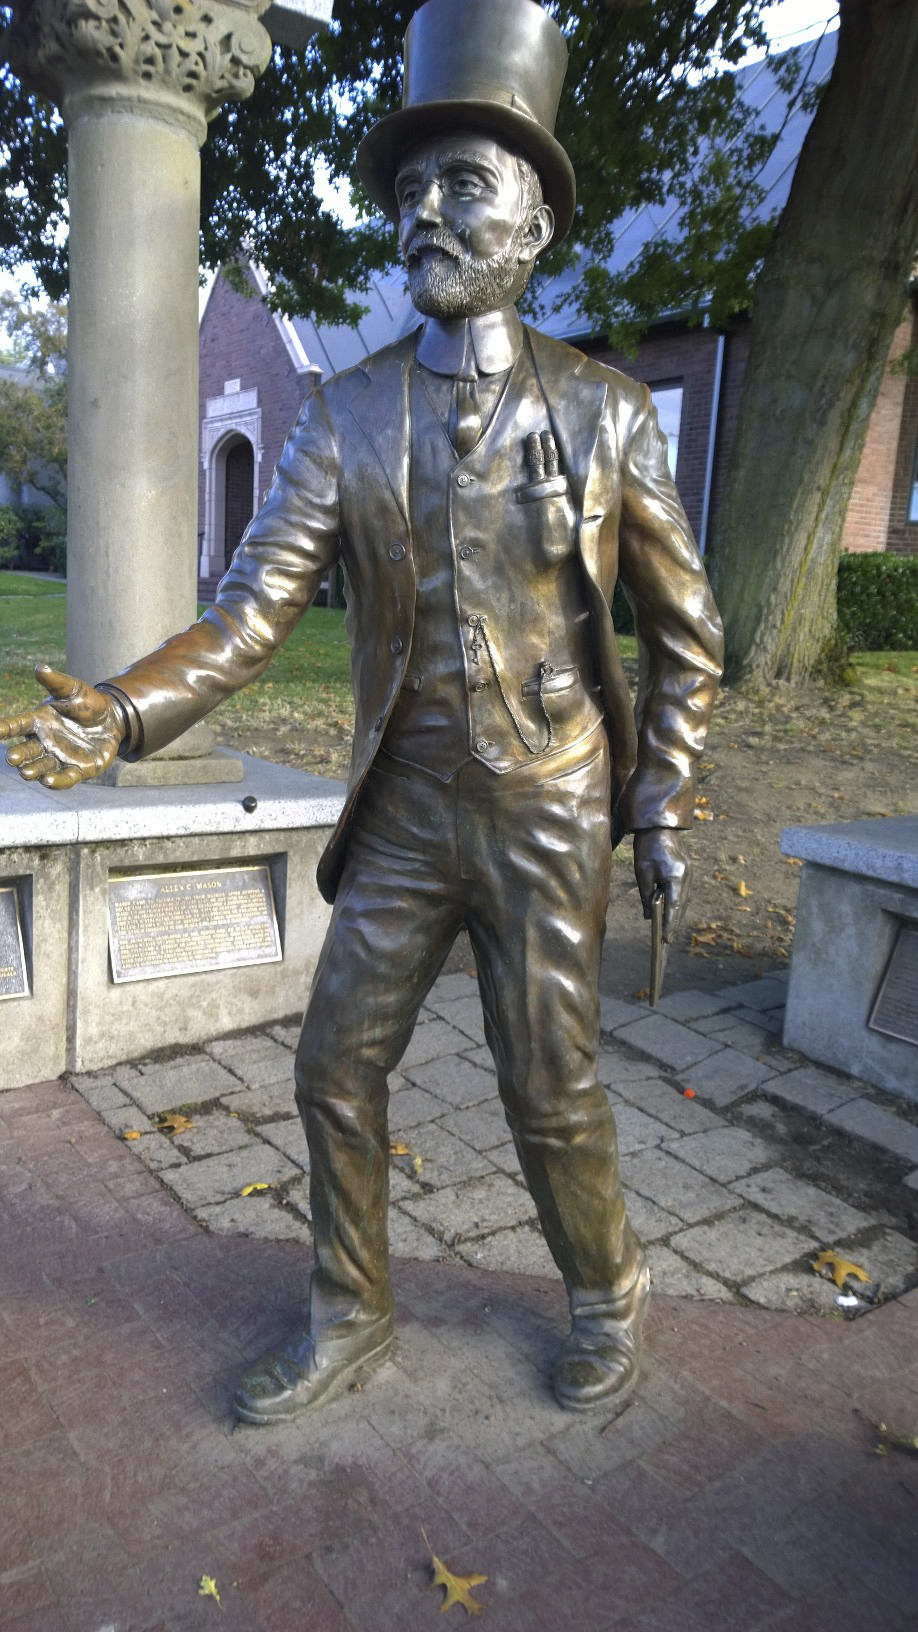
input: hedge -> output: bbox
[612,552,918,650]
[837,552,918,651]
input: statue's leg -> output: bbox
[461,735,649,1412]
[234,761,463,1424]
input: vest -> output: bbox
[383,338,604,778]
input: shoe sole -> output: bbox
[234,1335,393,1426]
[553,1358,641,1415]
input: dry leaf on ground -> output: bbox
[423,1529,487,1616]
[197,1574,222,1607]
[121,1131,142,1141]
[390,1140,413,1156]
[155,1113,195,1137]
[240,1181,271,1196]
[812,1249,871,1290]
[872,1419,918,1457]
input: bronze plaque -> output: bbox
[869,924,918,1047]
[108,865,282,984]
[0,886,28,1000]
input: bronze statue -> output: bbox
[0,0,723,1424]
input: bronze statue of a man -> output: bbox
[1,0,723,1423]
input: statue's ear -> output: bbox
[519,203,554,264]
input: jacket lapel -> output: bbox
[526,325,609,527]
[346,331,418,529]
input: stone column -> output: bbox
[5,0,274,769]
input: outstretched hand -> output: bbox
[0,664,125,789]
[633,828,693,944]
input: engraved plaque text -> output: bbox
[869,924,918,1048]
[0,886,29,1000]
[108,865,282,984]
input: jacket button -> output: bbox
[390,637,403,654]
[459,546,474,560]
[456,473,472,487]
[388,542,406,561]
[475,738,491,753]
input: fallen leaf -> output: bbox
[412,1154,424,1176]
[695,794,711,807]
[683,1089,696,1099]
[632,987,649,1001]
[240,1182,271,1196]
[198,1574,222,1608]
[694,808,714,821]
[423,1530,487,1616]
[121,1130,142,1141]
[155,1113,195,1137]
[390,1140,413,1156]
[872,1419,918,1457]
[812,1249,871,1291]
[734,881,751,898]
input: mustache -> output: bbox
[404,229,469,264]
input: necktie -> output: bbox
[453,371,482,458]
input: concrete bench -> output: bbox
[781,818,918,1102]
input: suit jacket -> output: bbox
[108,324,724,904]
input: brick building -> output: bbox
[197,32,918,593]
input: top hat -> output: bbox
[355,0,575,247]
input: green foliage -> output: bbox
[612,580,635,635]
[0,2,821,348]
[837,552,918,652]
[0,293,68,521]
[0,504,19,567]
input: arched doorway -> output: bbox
[224,438,255,569]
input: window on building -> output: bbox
[908,431,918,523]
[650,385,683,480]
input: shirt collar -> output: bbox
[415,306,524,377]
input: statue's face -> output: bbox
[395,133,552,318]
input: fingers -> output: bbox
[6,737,45,767]
[42,764,85,790]
[18,752,62,782]
[0,711,37,742]
[34,664,82,702]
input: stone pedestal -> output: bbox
[0,755,343,1085]
[781,818,918,1101]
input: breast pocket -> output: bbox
[515,476,577,563]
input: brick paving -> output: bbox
[6,971,918,1627]
[2,1075,918,1630]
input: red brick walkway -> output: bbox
[2,1080,917,1632]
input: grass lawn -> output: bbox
[1,569,915,776]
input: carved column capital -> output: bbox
[6,0,273,138]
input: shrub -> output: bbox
[0,506,20,568]
[612,580,635,635]
[838,552,918,651]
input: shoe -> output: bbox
[553,1266,650,1414]
[234,1322,393,1425]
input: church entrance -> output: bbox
[224,438,255,570]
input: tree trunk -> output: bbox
[709,0,918,684]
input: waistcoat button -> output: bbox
[390,637,403,654]
[475,738,491,753]
[388,542,406,561]
[459,546,474,560]
[456,473,472,487]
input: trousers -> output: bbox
[293,727,645,1349]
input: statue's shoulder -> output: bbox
[525,324,647,413]
[317,329,420,407]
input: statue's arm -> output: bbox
[613,385,725,938]
[107,386,343,760]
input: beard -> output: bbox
[405,227,531,318]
